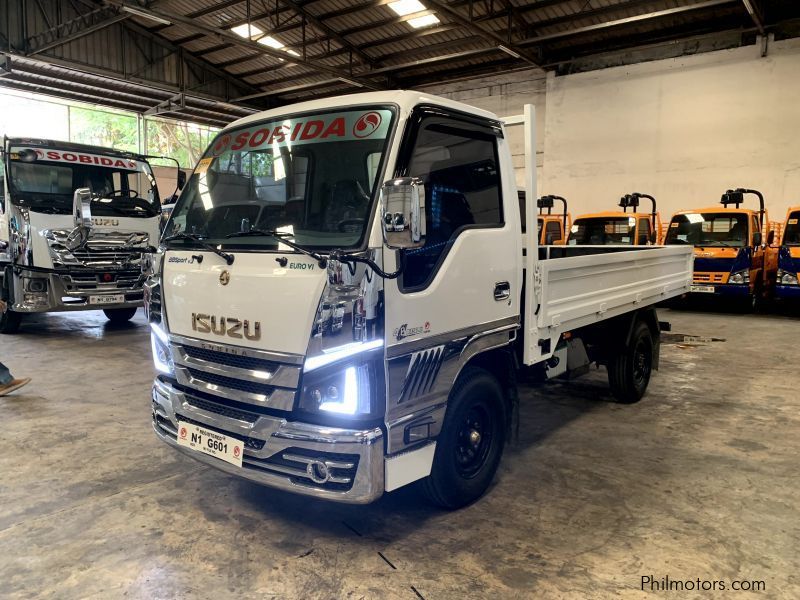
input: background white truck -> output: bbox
[146,92,692,508]
[0,138,180,332]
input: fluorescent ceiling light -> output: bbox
[121,6,172,26]
[337,76,366,88]
[497,44,521,59]
[231,23,264,39]
[388,0,426,17]
[285,49,301,57]
[408,14,440,28]
[258,35,285,49]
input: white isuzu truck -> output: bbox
[0,138,175,332]
[146,92,692,508]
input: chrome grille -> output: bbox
[171,336,302,413]
[185,367,275,397]
[61,270,141,293]
[45,229,150,269]
[183,344,281,372]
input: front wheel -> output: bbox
[421,367,507,509]
[607,321,654,404]
[103,307,137,324]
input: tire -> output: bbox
[421,367,507,509]
[0,307,22,334]
[103,307,137,324]
[607,321,654,404]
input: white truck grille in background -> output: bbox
[44,230,150,270]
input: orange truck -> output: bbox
[567,192,661,246]
[664,188,776,309]
[537,194,570,245]
[516,192,571,245]
[775,205,800,301]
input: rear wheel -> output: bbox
[103,307,137,324]
[607,321,654,404]
[421,367,507,509]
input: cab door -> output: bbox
[382,106,519,443]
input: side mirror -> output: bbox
[380,177,426,250]
[177,170,187,190]
[767,230,775,246]
[73,188,93,229]
[752,232,762,246]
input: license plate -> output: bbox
[690,285,715,294]
[89,294,125,305]
[176,421,243,467]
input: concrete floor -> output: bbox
[1,308,798,599]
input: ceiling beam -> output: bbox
[401,0,540,66]
[102,0,387,90]
[519,0,739,45]
[275,0,377,68]
[741,0,765,35]
[29,12,131,56]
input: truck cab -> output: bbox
[0,138,171,332]
[517,192,570,246]
[568,192,661,246]
[664,188,776,309]
[775,206,800,300]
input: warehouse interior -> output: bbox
[1,1,799,598]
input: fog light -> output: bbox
[25,278,48,293]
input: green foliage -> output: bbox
[69,107,139,152]
[146,119,219,168]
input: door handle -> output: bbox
[494,281,511,301]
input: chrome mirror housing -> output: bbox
[380,177,426,250]
[73,188,93,230]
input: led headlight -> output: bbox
[150,322,174,375]
[729,270,750,284]
[777,269,799,285]
[300,361,377,417]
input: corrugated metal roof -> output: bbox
[4,0,800,125]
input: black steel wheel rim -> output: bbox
[455,403,493,478]
[633,337,652,388]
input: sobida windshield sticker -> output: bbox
[208,109,393,156]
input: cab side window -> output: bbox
[545,220,562,243]
[400,114,503,290]
[637,218,651,245]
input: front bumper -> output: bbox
[9,269,144,313]
[151,377,385,504]
[775,285,800,300]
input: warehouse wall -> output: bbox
[423,38,800,225]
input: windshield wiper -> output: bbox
[225,229,327,267]
[162,232,234,264]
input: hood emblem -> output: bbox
[219,270,231,286]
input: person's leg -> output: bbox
[0,361,29,396]
[0,362,12,386]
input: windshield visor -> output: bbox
[569,216,636,245]
[783,212,800,246]
[665,213,748,247]
[164,107,396,250]
[7,147,160,217]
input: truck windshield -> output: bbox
[164,107,395,251]
[569,216,636,245]
[783,211,800,245]
[7,148,160,218]
[665,212,748,247]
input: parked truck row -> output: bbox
[533,189,798,310]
